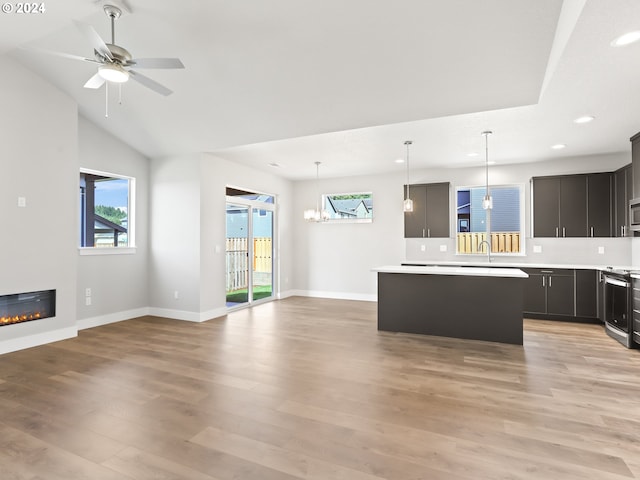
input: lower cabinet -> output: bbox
[523,268,574,317]
[523,268,601,322]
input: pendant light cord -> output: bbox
[405,140,412,199]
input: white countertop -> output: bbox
[373,265,528,278]
[402,260,636,272]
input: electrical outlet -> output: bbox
[533,245,542,253]
[85,297,92,306]
[174,290,179,300]
[17,197,26,207]
[420,245,426,252]
[598,246,605,254]
[85,288,91,297]
[439,245,447,252]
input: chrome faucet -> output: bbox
[478,240,492,262]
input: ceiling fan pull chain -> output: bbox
[118,83,122,105]
[105,82,109,118]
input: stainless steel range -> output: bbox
[603,270,633,348]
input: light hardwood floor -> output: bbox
[1,297,640,479]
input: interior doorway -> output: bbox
[225,188,275,308]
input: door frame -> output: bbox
[225,192,277,310]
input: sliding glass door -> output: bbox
[225,189,275,308]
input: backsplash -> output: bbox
[406,237,633,268]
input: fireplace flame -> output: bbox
[1,311,43,326]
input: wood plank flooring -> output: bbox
[1,296,639,479]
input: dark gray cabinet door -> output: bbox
[533,177,560,237]
[404,185,427,238]
[546,274,574,316]
[615,165,632,237]
[632,132,640,199]
[523,272,546,314]
[403,183,449,238]
[559,176,588,237]
[425,182,450,237]
[575,269,598,318]
[587,173,612,237]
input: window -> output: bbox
[322,192,373,222]
[456,185,523,255]
[79,169,134,249]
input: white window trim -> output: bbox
[454,183,526,257]
[79,167,136,252]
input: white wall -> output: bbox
[149,154,202,318]
[292,152,633,300]
[292,172,406,300]
[0,56,78,353]
[149,153,294,321]
[76,117,151,328]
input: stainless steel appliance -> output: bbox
[603,270,632,347]
[632,274,640,347]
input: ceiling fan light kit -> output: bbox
[98,63,129,83]
[35,4,184,99]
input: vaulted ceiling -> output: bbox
[4,1,640,179]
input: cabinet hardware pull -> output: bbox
[562,227,566,237]
[422,228,425,238]
[590,226,594,237]
[428,228,431,238]
[555,227,559,237]
[542,276,545,287]
[549,276,552,287]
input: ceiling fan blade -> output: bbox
[73,20,113,61]
[25,47,102,64]
[128,58,185,69]
[84,73,106,89]
[128,70,173,96]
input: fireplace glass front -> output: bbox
[0,290,56,327]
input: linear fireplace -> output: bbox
[0,290,56,327]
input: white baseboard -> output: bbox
[147,307,203,322]
[77,307,151,330]
[0,326,77,355]
[288,290,377,302]
[197,307,228,322]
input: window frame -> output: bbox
[455,183,525,256]
[78,168,136,255]
[320,191,374,224]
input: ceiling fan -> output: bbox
[38,4,184,96]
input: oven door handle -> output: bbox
[604,277,630,288]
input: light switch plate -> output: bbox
[533,245,542,253]
[420,245,426,252]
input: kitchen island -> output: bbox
[373,265,528,345]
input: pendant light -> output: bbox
[304,161,330,222]
[403,140,414,212]
[481,131,493,210]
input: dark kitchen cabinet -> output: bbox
[523,268,574,317]
[631,131,640,198]
[614,164,632,237]
[587,173,613,237]
[575,269,598,319]
[404,182,450,238]
[533,176,587,237]
[533,173,613,238]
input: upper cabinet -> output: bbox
[631,131,640,198]
[614,164,633,237]
[404,182,450,238]
[533,173,612,238]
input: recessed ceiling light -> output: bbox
[268,163,281,168]
[394,158,405,164]
[611,30,640,47]
[574,115,595,124]
[467,152,479,157]
[551,144,567,150]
